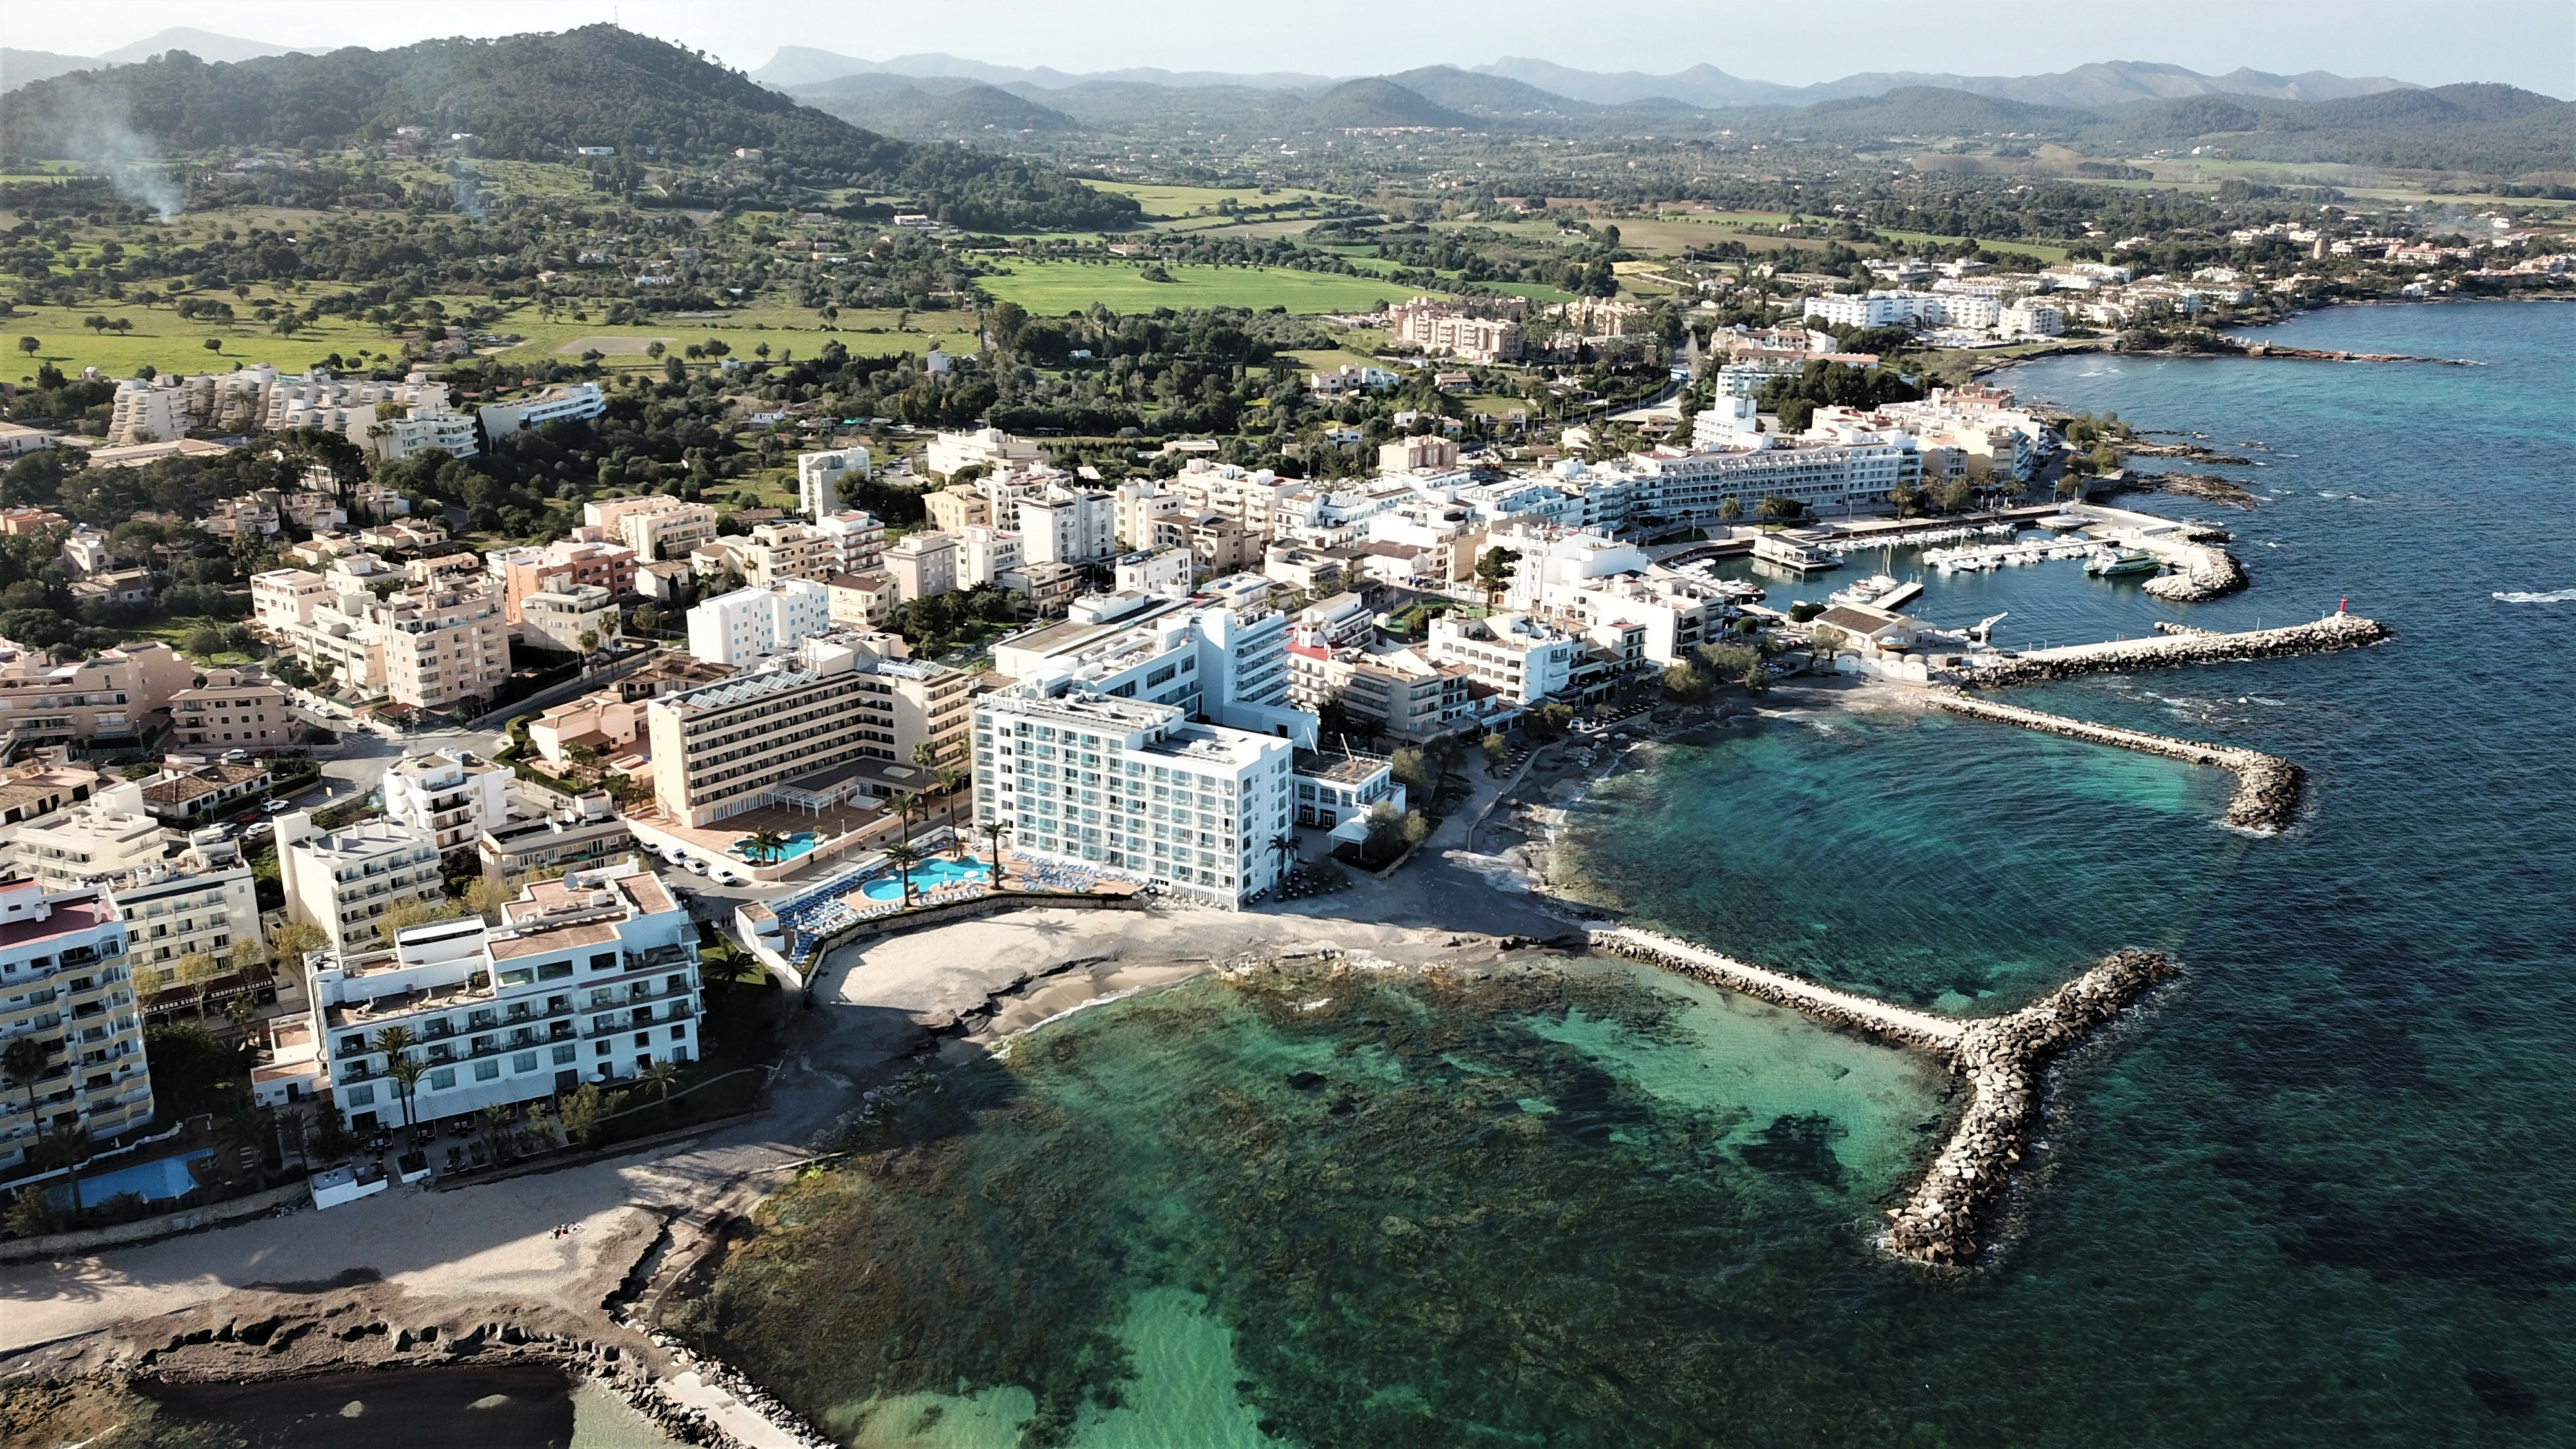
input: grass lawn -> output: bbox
[4,300,393,383]
[980,260,1435,316]
[1482,280,1578,304]
[1090,182,1334,219]
[1872,227,2073,265]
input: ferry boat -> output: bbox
[2084,547,2165,578]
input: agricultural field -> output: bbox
[5,299,401,383]
[1090,182,1335,219]
[979,260,1432,315]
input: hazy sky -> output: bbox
[13,0,2573,96]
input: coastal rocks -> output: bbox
[1591,926,2174,1267]
[2141,543,2249,601]
[1927,691,2307,832]
[1967,612,2387,688]
[2115,471,2260,510]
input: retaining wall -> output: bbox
[0,1182,308,1263]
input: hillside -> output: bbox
[789,73,1077,139]
[0,26,1140,229]
[1303,79,1471,129]
[2092,82,2576,174]
[1794,86,2096,138]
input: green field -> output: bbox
[5,300,411,382]
[980,260,1434,316]
[1090,182,1334,219]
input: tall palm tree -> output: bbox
[978,820,1011,888]
[37,1123,91,1215]
[882,843,923,907]
[637,1059,682,1123]
[746,828,788,865]
[2,1035,47,1121]
[371,1026,418,1128]
[888,791,921,845]
[1270,833,1300,878]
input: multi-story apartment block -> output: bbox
[375,581,510,713]
[997,561,1081,618]
[735,521,841,588]
[276,815,449,954]
[0,640,192,747]
[884,530,960,602]
[301,859,701,1130]
[797,447,869,519]
[584,497,720,561]
[923,485,992,535]
[1112,477,1188,552]
[954,524,1023,589]
[1116,548,1192,599]
[13,788,172,894]
[971,686,1295,909]
[1541,568,1730,666]
[1426,613,1582,704]
[1286,635,1471,743]
[687,579,832,667]
[250,568,336,633]
[167,667,293,753]
[1014,488,1118,566]
[1378,435,1461,474]
[825,572,899,631]
[1172,462,1303,542]
[0,883,151,1173]
[108,846,262,988]
[925,427,1041,479]
[1385,297,1525,363]
[989,584,1313,746]
[812,511,887,576]
[501,539,637,622]
[384,748,515,856]
[519,584,618,656]
[646,637,970,827]
[474,382,606,441]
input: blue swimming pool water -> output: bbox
[857,856,985,901]
[733,830,822,863]
[48,1147,212,1209]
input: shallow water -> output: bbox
[675,300,2576,1448]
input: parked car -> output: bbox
[711,868,745,887]
[681,856,709,875]
[263,798,293,813]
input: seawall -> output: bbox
[1928,691,2305,832]
[1965,611,2387,687]
[1591,926,2174,1267]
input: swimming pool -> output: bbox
[731,830,822,863]
[857,856,986,901]
[46,1147,213,1210]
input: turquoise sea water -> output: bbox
[677,301,2575,1447]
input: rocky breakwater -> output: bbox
[1928,691,2305,832]
[1883,948,2176,1265]
[1590,927,2174,1267]
[2140,540,2249,602]
[1968,611,2388,689]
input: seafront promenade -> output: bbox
[1593,927,2175,1266]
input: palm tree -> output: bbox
[746,828,788,865]
[3,1036,49,1122]
[37,1124,91,1215]
[1270,832,1300,881]
[637,1059,682,1123]
[911,740,945,774]
[888,791,921,845]
[371,1026,418,1128]
[883,843,922,907]
[978,820,1011,888]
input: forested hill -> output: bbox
[0,25,1141,230]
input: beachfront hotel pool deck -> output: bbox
[742,829,1142,961]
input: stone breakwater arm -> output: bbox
[1591,927,2174,1267]
[1968,611,2387,688]
[1927,691,2305,832]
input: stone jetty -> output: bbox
[1928,690,2305,832]
[1592,926,2174,1267]
[1965,611,2387,688]
[2140,541,2249,602]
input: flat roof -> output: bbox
[780,755,935,795]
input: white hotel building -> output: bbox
[296,859,701,1129]
[0,883,151,1173]
[687,579,833,667]
[972,687,1295,910]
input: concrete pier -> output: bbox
[1592,926,2174,1267]
[1966,611,2387,688]
[1928,690,2305,832]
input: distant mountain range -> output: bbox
[1,27,297,91]
[753,48,2430,111]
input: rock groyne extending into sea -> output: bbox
[1964,611,2387,688]
[1591,927,2174,1267]
[1927,691,2305,832]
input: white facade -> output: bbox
[1015,487,1119,566]
[475,383,606,439]
[0,883,151,1172]
[13,789,173,894]
[956,524,1023,589]
[519,584,618,655]
[812,510,887,575]
[994,591,1314,747]
[304,861,701,1129]
[276,814,449,955]
[110,854,263,984]
[972,687,1295,909]
[1427,613,1582,704]
[1115,548,1193,599]
[686,579,832,667]
[383,748,515,855]
[1999,302,2067,338]
[797,447,869,520]
[926,427,1041,479]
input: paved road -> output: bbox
[310,726,512,807]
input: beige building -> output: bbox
[1386,297,1525,363]
[826,571,899,630]
[519,584,618,656]
[1379,434,1461,474]
[735,521,842,588]
[997,561,1081,617]
[583,496,720,561]
[884,530,960,603]
[266,579,508,713]
[646,637,969,828]
[0,640,193,747]
[275,814,449,955]
[168,667,294,753]
[923,485,993,535]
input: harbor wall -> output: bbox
[1927,691,2305,832]
[1966,611,2387,688]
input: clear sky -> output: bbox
[12,0,2572,97]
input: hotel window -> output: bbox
[429,1068,457,1091]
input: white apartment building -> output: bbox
[276,815,449,955]
[812,511,887,575]
[109,848,262,987]
[972,686,1295,909]
[687,579,833,667]
[302,860,701,1129]
[475,383,606,440]
[1014,487,1119,566]
[0,882,151,1172]
[992,586,1315,747]
[262,577,508,713]
[1999,302,2066,338]
[519,584,618,655]
[1542,567,1732,665]
[1115,548,1192,599]
[1550,427,1924,529]
[1113,478,1188,552]
[797,447,869,519]
[956,524,1023,589]
[12,787,173,894]
[1427,613,1582,704]
[926,427,1042,479]
[1172,462,1303,542]
[585,497,721,561]
[647,637,972,827]
[384,749,515,856]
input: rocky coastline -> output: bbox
[1928,690,2305,832]
[2139,539,2251,602]
[1964,611,2387,688]
[1590,928,2174,1267]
